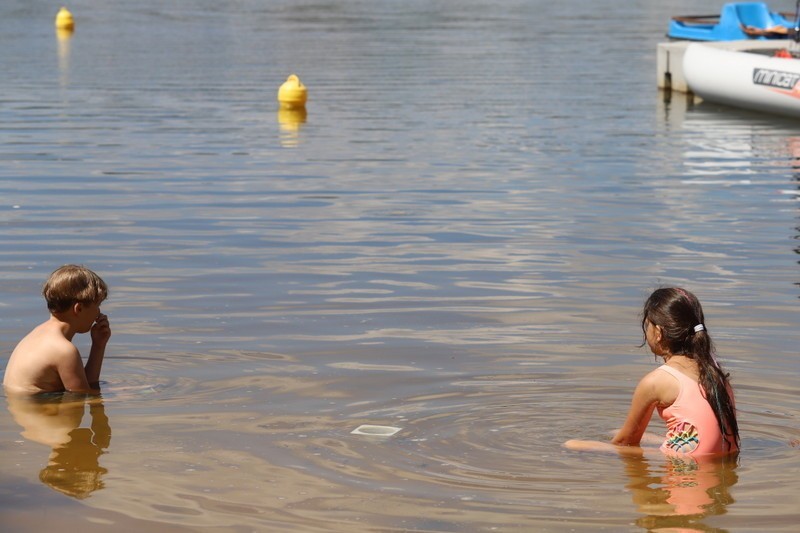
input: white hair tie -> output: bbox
[693,324,705,333]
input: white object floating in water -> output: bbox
[351,425,402,437]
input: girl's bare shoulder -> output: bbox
[639,367,680,406]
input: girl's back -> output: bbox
[657,365,738,455]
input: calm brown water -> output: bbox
[1,0,798,531]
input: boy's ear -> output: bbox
[72,302,83,315]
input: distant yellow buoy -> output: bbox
[55,7,75,31]
[277,74,307,108]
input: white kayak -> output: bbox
[683,42,800,118]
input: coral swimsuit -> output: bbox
[656,365,737,455]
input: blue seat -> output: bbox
[668,2,793,41]
[735,2,774,29]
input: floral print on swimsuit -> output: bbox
[662,421,700,454]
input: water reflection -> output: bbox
[56,27,73,88]
[277,106,307,147]
[658,93,800,310]
[789,137,800,298]
[623,453,738,532]
[6,393,111,499]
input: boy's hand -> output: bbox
[91,313,111,346]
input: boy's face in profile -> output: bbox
[75,300,102,333]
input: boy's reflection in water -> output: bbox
[622,452,738,533]
[6,392,111,499]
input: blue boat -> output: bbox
[668,2,795,41]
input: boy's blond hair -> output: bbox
[43,265,108,313]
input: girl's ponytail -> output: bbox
[692,325,740,450]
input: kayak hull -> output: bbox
[683,43,800,117]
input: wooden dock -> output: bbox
[657,40,789,93]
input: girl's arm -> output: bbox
[612,372,661,446]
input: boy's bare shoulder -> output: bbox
[4,321,79,392]
[16,321,76,358]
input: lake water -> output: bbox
[1,0,798,531]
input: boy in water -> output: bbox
[3,265,111,394]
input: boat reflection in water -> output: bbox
[6,393,111,499]
[622,452,739,532]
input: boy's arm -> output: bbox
[85,313,111,388]
[56,345,95,392]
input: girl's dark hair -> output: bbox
[641,287,740,451]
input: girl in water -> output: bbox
[567,287,739,456]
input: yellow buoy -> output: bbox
[55,7,75,31]
[277,74,307,108]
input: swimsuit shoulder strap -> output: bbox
[657,364,687,382]
[657,364,701,389]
